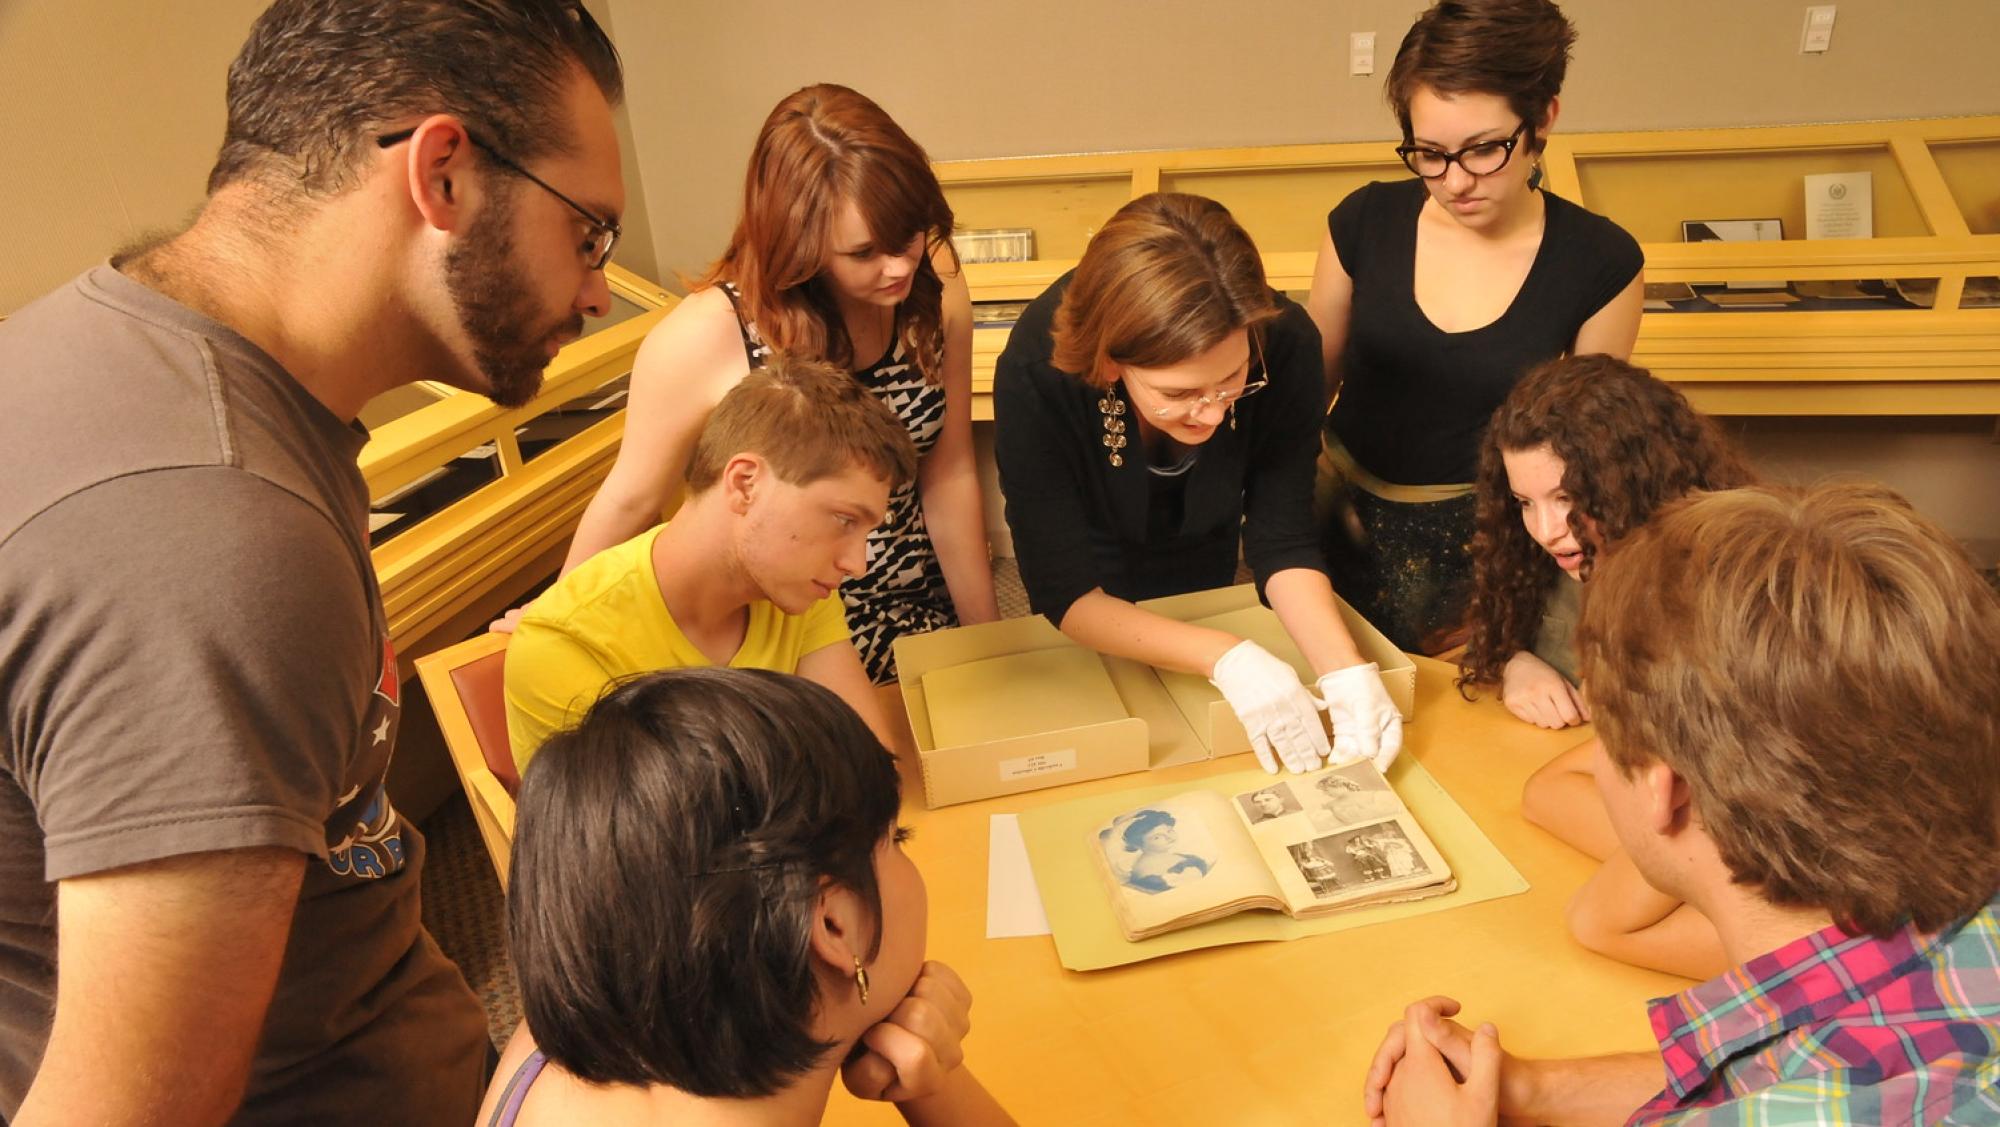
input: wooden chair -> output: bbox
[414,632,518,889]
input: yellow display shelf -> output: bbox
[362,263,676,661]
[939,116,2000,420]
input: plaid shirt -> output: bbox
[1627,893,2000,1125]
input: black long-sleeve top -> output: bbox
[993,271,1330,628]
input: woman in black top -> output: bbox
[996,193,1401,775]
[1307,0,1644,653]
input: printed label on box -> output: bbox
[999,749,1078,781]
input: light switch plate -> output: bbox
[1801,5,1836,53]
[1350,31,1376,76]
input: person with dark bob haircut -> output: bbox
[1307,0,1644,655]
[479,668,1012,1126]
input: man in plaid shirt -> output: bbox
[1362,482,2000,1126]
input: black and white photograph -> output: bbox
[1237,783,1301,825]
[1286,841,1344,898]
[1293,821,1429,897]
[1307,764,1403,832]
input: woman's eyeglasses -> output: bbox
[1396,123,1527,180]
[1129,337,1269,422]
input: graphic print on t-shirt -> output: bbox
[326,636,409,880]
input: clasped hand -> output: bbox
[841,960,973,1104]
[1363,996,1505,1127]
[1213,642,1403,774]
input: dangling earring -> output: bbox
[1098,386,1128,468]
[853,957,871,1004]
[1228,401,1238,431]
[1527,159,1545,192]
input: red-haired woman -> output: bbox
[561,84,998,685]
[1307,0,1645,655]
[995,193,1401,776]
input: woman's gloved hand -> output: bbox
[1210,640,1330,774]
[1316,661,1403,772]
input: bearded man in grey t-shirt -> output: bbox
[0,2,627,1122]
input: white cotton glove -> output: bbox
[1210,640,1331,775]
[1316,662,1403,773]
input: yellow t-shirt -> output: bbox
[504,525,851,773]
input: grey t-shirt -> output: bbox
[0,266,487,1122]
[1531,572,1584,686]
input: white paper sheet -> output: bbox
[986,814,1052,938]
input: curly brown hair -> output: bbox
[1458,354,1753,690]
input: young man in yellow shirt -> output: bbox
[505,355,916,771]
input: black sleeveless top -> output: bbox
[1324,179,1643,485]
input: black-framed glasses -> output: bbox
[377,128,620,270]
[1396,123,1527,180]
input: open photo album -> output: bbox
[1089,761,1455,941]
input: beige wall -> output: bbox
[0,0,658,316]
[607,0,2000,282]
[605,0,1998,562]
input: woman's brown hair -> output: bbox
[1049,192,1279,387]
[1385,0,1576,153]
[1459,354,1753,690]
[700,84,954,382]
[1577,484,2000,935]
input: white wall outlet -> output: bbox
[1800,5,1836,53]
[1350,31,1376,76]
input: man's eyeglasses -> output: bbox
[1129,337,1269,422]
[377,128,620,270]
[1396,123,1527,180]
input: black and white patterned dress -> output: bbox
[719,283,956,684]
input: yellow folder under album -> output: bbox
[1018,757,1529,970]
[921,646,1129,749]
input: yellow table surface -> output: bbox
[833,655,1690,1127]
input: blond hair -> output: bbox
[1577,483,2000,934]
[685,353,916,494]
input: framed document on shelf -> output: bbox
[1681,218,1784,291]
[1804,172,1873,240]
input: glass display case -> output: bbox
[935,116,2000,420]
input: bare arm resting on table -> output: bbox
[916,259,999,625]
[1568,849,1727,980]
[1521,738,1618,860]
[1363,996,1661,1127]
[16,848,305,1127]
[1521,739,1726,977]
